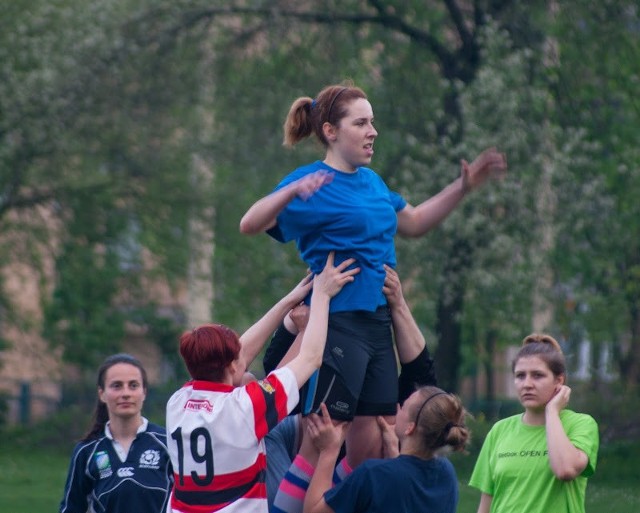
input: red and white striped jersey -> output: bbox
[166,367,299,513]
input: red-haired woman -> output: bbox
[166,253,358,513]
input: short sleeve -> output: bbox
[468,427,496,495]
[566,413,599,477]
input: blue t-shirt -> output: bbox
[324,455,458,513]
[267,161,407,312]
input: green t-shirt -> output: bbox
[469,410,599,513]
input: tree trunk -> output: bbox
[186,29,216,328]
[186,155,215,327]
[434,291,462,393]
[434,238,471,392]
[624,301,640,388]
[532,4,559,333]
[483,328,498,419]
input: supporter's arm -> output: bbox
[286,253,359,388]
[383,265,437,404]
[239,273,312,368]
[383,264,425,364]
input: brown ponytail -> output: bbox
[282,81,367,148]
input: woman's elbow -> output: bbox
[552,464,583,481]
[396,222,429,238]
[552,452,588,481]
[554,470,580,481]
[239,216,259,235]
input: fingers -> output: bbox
[316,253,361,293]
[320,170,335,186]
[300,273,314,286]
[376,415,390,430]
[383,264,398,279]
[382,266,401,302]
[334,256,356,271]
[467,148,508,189]
[325,250,335,267]
[306,403,349,451]
[323,252,359,273]
[297,170,335,200]
[306,415,321,436]
[324,253,360,279]
[340,267,361,281]
[319,402,331,422]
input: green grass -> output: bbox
[0,440,638,513]
[0,450,68,513]
[455,478,640,513]
[451,439,640,513]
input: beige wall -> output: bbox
[0,206,188,424]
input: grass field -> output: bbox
[0,450,68,512]
[1,445,638,513]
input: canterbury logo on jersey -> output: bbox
[117,467,135,477]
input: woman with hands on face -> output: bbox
[469,334,599,513]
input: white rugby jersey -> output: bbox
[166,366,299,513]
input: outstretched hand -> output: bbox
[292,169,334,200]
[461,147,507,193]
[313,251,360,299]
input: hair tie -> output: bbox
[444,422,456,433]
[414,391,449,425]
[310,98,317,109]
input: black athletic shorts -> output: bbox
[300,306,398,421]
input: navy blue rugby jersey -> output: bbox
[60,421,172,513]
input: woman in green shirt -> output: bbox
[469,334,599,513]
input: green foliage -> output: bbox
[44,243,127,367]
[1,0,204,368]
[2,0,640,388]
[548,1,640,381]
